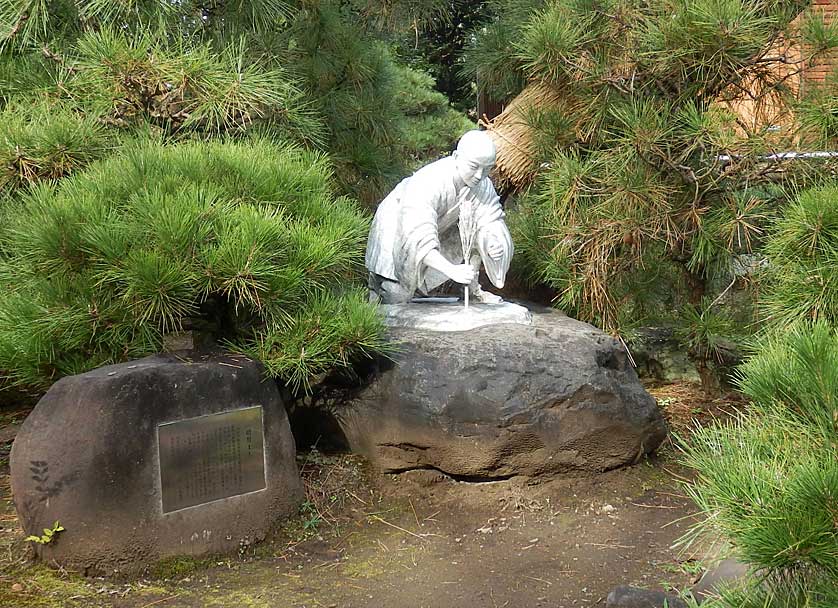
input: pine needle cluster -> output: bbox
[69,29,321,139]
[681,322,838,607]
[0,140,387,393]
[0,100,114,191]
[760,184,838,327]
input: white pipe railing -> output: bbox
[717,151,838,162]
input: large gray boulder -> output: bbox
[337,307,668,478]
[11,353,303,576]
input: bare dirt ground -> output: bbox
[0,382,739,608]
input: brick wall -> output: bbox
[805,0,838,85]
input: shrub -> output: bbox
[0,101,114,192]
[680,322,838,606]
[0,3,472,206]
[0,139,386,392]
[392,66,475,170]
[760,184,838,328]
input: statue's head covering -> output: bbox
[456,130,497,167]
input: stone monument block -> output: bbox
[10,353,303,576]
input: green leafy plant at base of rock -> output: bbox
[679,321,838,607]
[0,139,388,393]
[301,501,324,531]
[25,521,64,545]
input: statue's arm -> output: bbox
[394,174,476,286]
[422,249,475,285]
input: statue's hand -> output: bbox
[447,264,475,285]
[474,289,503,304]
[487,242,504,261]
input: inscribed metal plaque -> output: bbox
[158,406,266,513]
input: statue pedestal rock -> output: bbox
[337,306,668,478]
[10,353,303,576]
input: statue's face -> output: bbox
[456,154,494,188]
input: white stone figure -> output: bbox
[366,130,513,305]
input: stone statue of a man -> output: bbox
[366,130,513,304]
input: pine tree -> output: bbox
[684,197,838,602]
[0,1,478,394]
[463,5,838,605]
[0,140,387,392]
[759,183,838,327]
[681,322,838,608]
[465,0,838,340]
[0,0,471,203]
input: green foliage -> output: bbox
[68,28,320,139]
[675,301,740,364]
[468,0,838,336]
[0,0,470,397]
[0,140,386,391]
[251,2,473,202]
[278,5,407,200]
[760,184,838,327]
[680,321,838,607]
[736,322,838,436]
[798,80,838,146]
[0,1,471,204]
[460,0,541,102]
[235,289,388,392]
[0,100,113,191]
[25,521,64,545]
[300,500,323,531]
[392,66,475,170]
[346,0,451,33]
[702,578,838,608]
[680,181,838,608]
[389,1,492,111]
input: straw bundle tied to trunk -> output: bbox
[484,83,566,191]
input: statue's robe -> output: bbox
[365,156,512,297]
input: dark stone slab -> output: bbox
[606,586,689,608]
[625,327,700,383]
[626,326,742,388]
[10,353,303,576]
[691,558,750,602]
[337,307,667,478]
